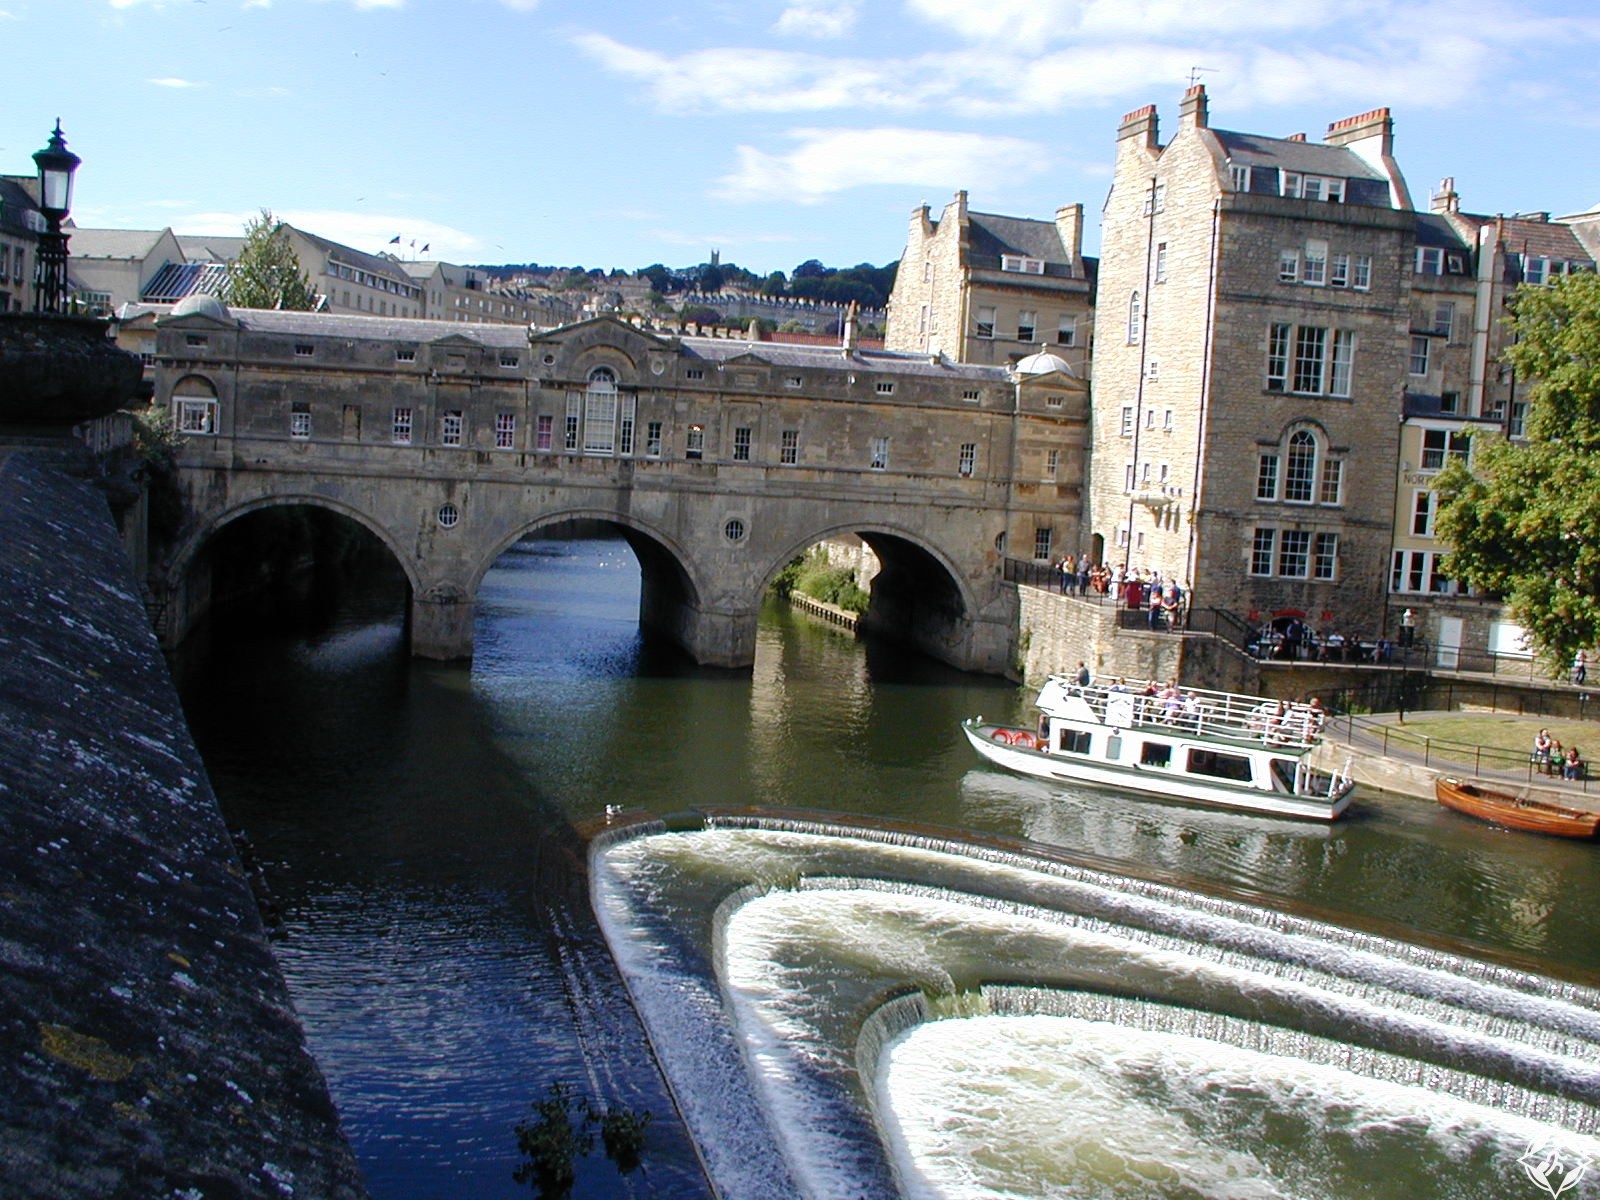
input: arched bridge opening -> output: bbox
[165,501,414,651]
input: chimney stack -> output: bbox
[1054,203,1083,266]
[1178,84,1208,129]
[1118,103,1159,151]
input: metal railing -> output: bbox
[1330,710,1596,793]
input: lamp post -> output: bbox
[31,120,81,315]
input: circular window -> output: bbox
[542,353,556,365]
[437,503,460,529]
[724,518,746,543]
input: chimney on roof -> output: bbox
[1285,133,1307,142]
[1179,84,1208,129]
[1118,103,1159,151]
[1054,203,1083,266]
[841,301,859,355]
[1432,177,1460,215]
[1325,106,1393,155]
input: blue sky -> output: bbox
[5,0,1599,275]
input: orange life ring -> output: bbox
[991,729,1015,744]
[1013,732,1038,750]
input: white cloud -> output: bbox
[148,76,205,88]
[774,0,858,39]
[176,209,485,261]
[715,127,1049,203]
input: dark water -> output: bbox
[176,538,1600,1199]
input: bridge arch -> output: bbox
[158,494,423,646]
[762,523,989,668]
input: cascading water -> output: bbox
[592,816,1600,1200]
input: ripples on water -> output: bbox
[178,537,1600,1199]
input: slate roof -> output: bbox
[1414,212,1471,251]
[65,228,170,260]
[176,234,246,262]
[0,176,41,237]
[965,212,1095,283]
[213,307,534,347]
[680,335,1009,382]
[1211,130,1386,180]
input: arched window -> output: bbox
[1284,430,1317,503]
[1126,291,1141,345]
[583,367,618,454]
[171,375,218,435]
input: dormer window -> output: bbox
[1001,254,1045,275]
[1281,172,1345,203]
[1230,164,1251,192]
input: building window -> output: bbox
[1523,255,1549,286]
[686,424,704,460]
[499,353,519,368]
[1256,453,1279,500]
[1415,247,1444,275]
[1266,323,1290,391]
[685,368,705,381]
[1353,255,1372,290]
[392,407,412,444]
[780,428,799,465]
[1033,527,1052,561]
[1440,390,1461,414]
[441,410,463,446]
[1319,458,1344,506]
[1010,310,1035,343]
[1420,428,1470,470]
[584,367,619,454]
[724,518,746,543]
[1002,254,1045,274]
[976,306,996,339]
[1285,431,1317,503]
[1250,528,1276,576]
[396,348,416,363]
[1330,330,1355,398]
[174,397,217,435]
[962,389,981,402]
[619,395,636,455]
[959,442,976,477]
[1127,292,1141,344]
[1278,529,1311,577]
[876,380,895,395]
[1142,181,1165,215]
[785,375,802,389]
[536,413,553,452]
[1269,323,1353,395]
[1409,335,1431,377]
[646,420,663,457]
[1230,164,1252,191]
[1154,242,1168,284]
[733,426,751,461]
[1045,448,1059,478]
[1278,250,1300,284]
[870,436,889,470]
[436,503,460,529]
[565,395,580,451]
[1432,302,1455,339]
[289,402,311,439]
[1056,316,1076,346]
[185,334,208,348]
[1329,254,1350,287]
[1120,407,1134,437]
[1412,489,1435,537]
[495,412,516,450]
[292,343,314,358]
[1124,462,1135,492]
[1282,173,1344,202]
[1314,533,1339,581]
[1303,240,1328,286]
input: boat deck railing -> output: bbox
[1060,677,1324,751]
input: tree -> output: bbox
[1434,271,1600,674]
[224,209,318,310]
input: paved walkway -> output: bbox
[1313,709,1600,813]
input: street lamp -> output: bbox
[31,120,81,314]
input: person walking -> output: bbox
[1575,649,1588,685]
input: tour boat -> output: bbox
[963,676,1354,821]
[1434,776,1600,839]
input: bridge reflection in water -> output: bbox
[593,819,1600,1200]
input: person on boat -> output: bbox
[1075,661,1091,690]
[1533,729,1555,773]
[1564,746,1584,780]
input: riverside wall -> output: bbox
[0,449,367,1199]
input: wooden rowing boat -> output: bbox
[1435,776,1600,839]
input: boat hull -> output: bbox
[963,720,1351,822]
[1435,776,1600,839]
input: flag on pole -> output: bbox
[389,235,400,244]
[421,243,429,253]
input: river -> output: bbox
[175,537,1600,1199]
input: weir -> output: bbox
[592,815,1600,1200]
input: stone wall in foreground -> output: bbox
[0,450,367,1200]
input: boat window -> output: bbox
[1270,758,1297,793]
[1106,735,1123,760]
[1186,748,1255,783]
[1140,742,1172,767]
[1058,729,1092,754]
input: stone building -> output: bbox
[1089,86,1416,645]
[885,190,1096,374]
[0,176,41,314]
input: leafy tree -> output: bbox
[1435,271,1600,674]
[224,209,318,310]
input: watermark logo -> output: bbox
[1519,1138,1592,1199]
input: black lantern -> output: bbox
[31,120,81,314]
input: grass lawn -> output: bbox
[1386,712,1600,759]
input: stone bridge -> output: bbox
[148,298,1087,673]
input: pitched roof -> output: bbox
[1210,129,1386,180]
[1413,213,1471,250]
[66,227,171,260]
[176,234,246,262]
[142,261,231,303]
[0,176,41,238]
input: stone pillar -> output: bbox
[411,585,475,660]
